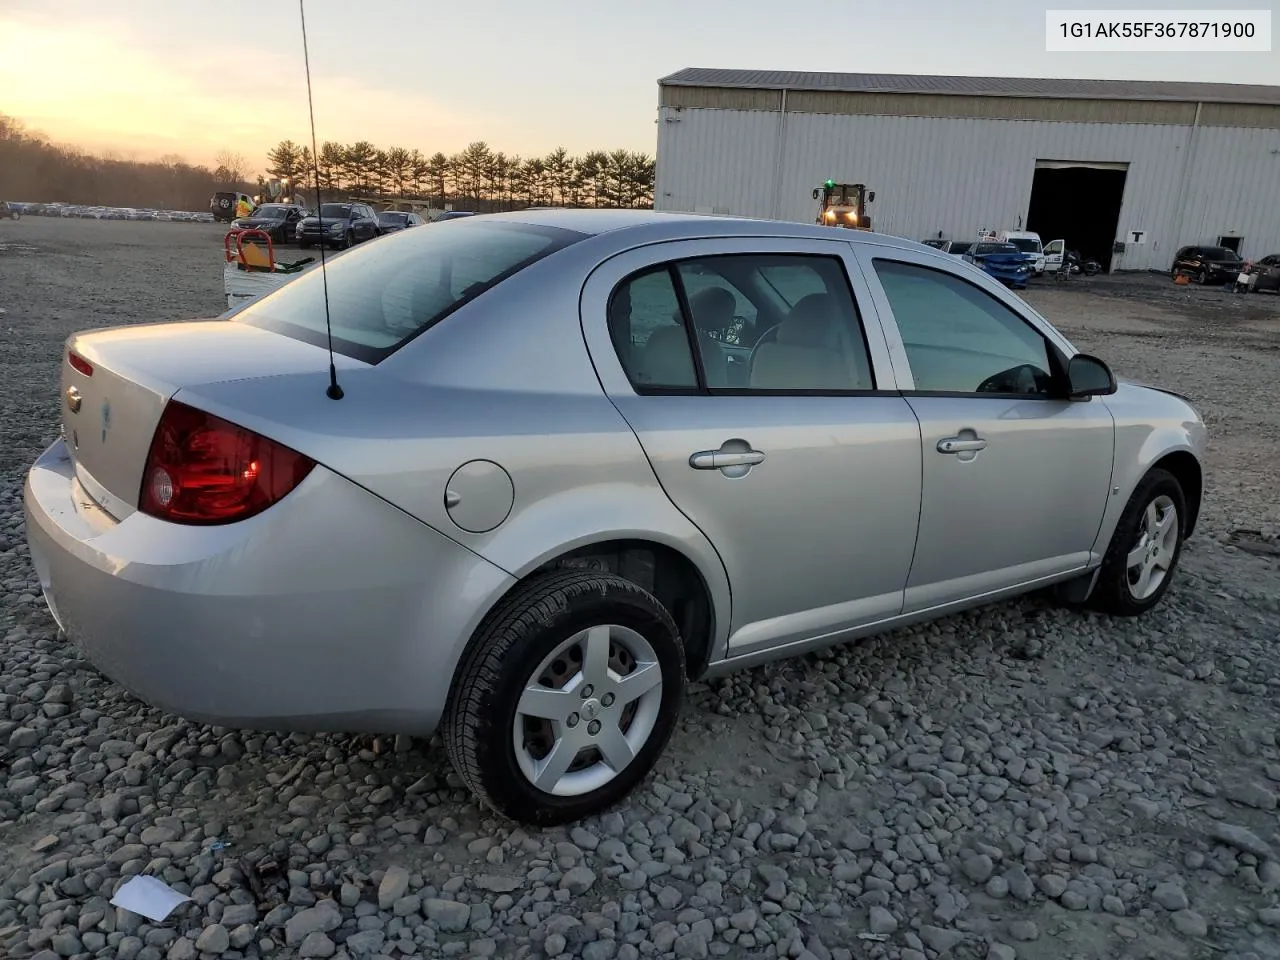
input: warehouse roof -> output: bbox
[658,68,1280,106]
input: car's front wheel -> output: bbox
[1088,468,1186,616]
[443,570,685,825]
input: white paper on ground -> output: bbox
[109,874,192,922]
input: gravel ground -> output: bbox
[2,217,1280,960]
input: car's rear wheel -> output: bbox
[443,570,685,825]
[1195,268,1207,284]
[1087,468,1186,616]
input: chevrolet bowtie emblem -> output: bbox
[65,385,82,413]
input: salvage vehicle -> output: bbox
[230,202,310,245]
[964,241,1035,289]
[295,201,381,249]
[24,210,1206,825]
[998,231,1046,275]
[376,210,426,234]
[1171,245,1242,285]
[1235,254,1280,294]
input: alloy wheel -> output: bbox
[1125,495,1179,601]
[513,624,663,796]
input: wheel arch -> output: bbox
[462,537,724,684]
[1151,449,1203,538]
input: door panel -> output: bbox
[856,249,1114,612]
[902,396,1113,610]
[580,238,922,656]
[611,394,922,652]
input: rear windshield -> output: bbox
[378,212,409,223]
[948,242,971,254]
[1006,238,1041,254]
[233,220,586,363]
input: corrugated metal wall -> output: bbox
[654,105,1280,270]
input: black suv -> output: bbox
[1171,245,1242,285]
[230,202,310,244]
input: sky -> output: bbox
[1,0,1276,174]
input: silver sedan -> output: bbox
[24,211,1206,824]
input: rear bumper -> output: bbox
[23,439,514,734]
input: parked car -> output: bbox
[295,202,381,249]
[376,210,425,234]
[1236,254,1280,294]
[24,210,1206,825]
[998,231,1047,274]
[231,202,310,245]
[964,241,1036,289]
[1171,245,1242,285]
[0,200,20,220]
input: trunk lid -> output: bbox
[61,320,360,513]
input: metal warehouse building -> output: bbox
[654,68,1280,271]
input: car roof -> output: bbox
[457,208,935,254]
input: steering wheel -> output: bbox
[976,364,1050,395]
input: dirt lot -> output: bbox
[1,216,1279,960]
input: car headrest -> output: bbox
[776,294,839,348]
[687,286,736,333]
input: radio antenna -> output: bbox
[298,0,343,400]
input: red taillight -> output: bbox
[139,401,316,525]
[68,351,93,377]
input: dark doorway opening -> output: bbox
[1026,164,1127,271]
[1217,235,1242,253]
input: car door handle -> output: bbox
[689,449,765,469]
[937,437,988,454]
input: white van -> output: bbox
[998,230,1046,274]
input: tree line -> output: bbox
[262,139,655,211]
[0,113,656,213]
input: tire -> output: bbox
[1087,468,1187,617]
[338,231,353,250]
[443,570,685,826]
[1195,269,1207,285]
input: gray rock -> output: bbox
[284,904,341,946]
[1170,911,1207,937]
[560,866,597,895]
[961,853,994,884]
[343,930,385,956]
[167,938,196,960]
[1210,823,1272,859]
[1004,867,1035,902]
[544,933,567,956]
[1152,882,1189,911]
[918,926,962,953]
[987,945,1017,960]
[1224,781,1279,812]
[868,906,897,935]
[1258,907,1280,926]
[298,931,336,958]
[673,932,709,959]
[730,908,758,932]
[1038,874,1067,899]
[1009,921,1039,942]
[423,898,470,933]
[194,925,229,955]
[377,865,410,910]
[220,903,258,927]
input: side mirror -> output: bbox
[867,191,875,203]
[812,188,821,200]
[1067,354,1117,399]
